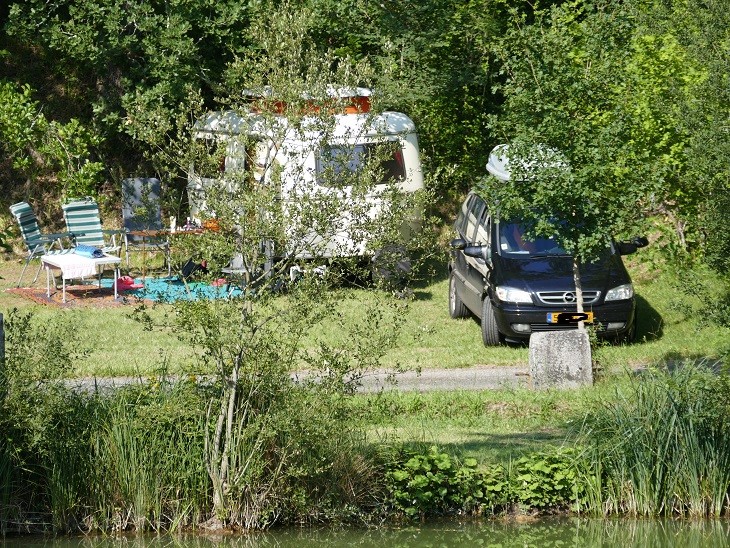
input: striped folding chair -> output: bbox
[62,197,123,255]
[9,201,72,287]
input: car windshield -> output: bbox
[498,222,569,257]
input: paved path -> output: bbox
[67,365,531,393]
[352,365,530,392]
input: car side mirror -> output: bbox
[616,242,637,255]
[464,244,492,264]
[617,236,648,255]
[633,236,649,248]
[450,238,467,250]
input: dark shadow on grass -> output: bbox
[635,293,663,342]
[412,290,434,301]
[653,352,726,372]
[393,256,449,302]
[398,430,569,462]
[454,430,568,456]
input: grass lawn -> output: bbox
[354,387,593,463]
[0,253,727,378]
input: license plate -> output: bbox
[546,311,594,325]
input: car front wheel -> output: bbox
[449,272,469,319]
[481,297,501,346]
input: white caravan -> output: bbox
[187,88,423,262]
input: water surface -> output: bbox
[3,518,730,547]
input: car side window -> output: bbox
[467,196,485,243]
[474,204,490,246]
[454,194,472,236]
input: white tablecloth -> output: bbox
[41,253,120,279]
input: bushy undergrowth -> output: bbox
[0,309,388,534]
[0,377,387,534]
[383,362,730,520]
[574,360,730,517]
[2,311,729,534]
[385,445,586,519]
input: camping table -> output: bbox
[41,253,121,303]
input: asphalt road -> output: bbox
[351,365,530,392]
[66,365,531,394]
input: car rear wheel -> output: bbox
[449,272,469,319]
[481,297,501,346]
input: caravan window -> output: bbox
[316,142,405,187]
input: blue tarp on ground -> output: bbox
[102,276,242,302]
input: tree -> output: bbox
[639,0,730,272]
[307,0,504,206]
[0,82,104,200]
[481,1,663,321]
[133,1,421,527]
[3,0,256,196]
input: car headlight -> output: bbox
[605,283,634,302]
[496,286,533,304]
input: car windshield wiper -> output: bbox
[529,251,571,258]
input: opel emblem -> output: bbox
[563,292,576,303]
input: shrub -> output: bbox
[385,445,590,519]
[386,445,508,518]
[508,448,587,511]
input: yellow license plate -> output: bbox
[546,311,594,324]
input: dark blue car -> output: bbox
[448,191,645,346]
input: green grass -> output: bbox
[0,253,727,377]
[352,383,619,464]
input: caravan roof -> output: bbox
[193,109,417,143]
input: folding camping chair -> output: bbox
[62,197,123,255]
[9,201,72,287]
[121,177,171,275]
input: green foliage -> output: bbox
[1,0,727,276]
[309,0,502,207]
[91,380,209,532]
[387,445,508,518]
[509,448,586,510]
[0,82,103,197]
[0,309,96,532]
[484,1,661,262]
[385,444,588,519]
[0,437,11,536]
[575,360,730,517]
[1,308,87,402]
[683,275,730,329]
[0,315,390,534]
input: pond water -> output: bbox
[3,518,730,548]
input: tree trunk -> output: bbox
[572,257,585,331]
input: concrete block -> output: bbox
[529,330,593,389]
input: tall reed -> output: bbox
[0,441,11,536]
[91,381,210,532]
[575,360,730,516]
[220,382,386,529]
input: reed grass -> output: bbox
[575,360,730,517]
[0,373,387,533]
[91,382,210,532]
[0,442,11,536]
